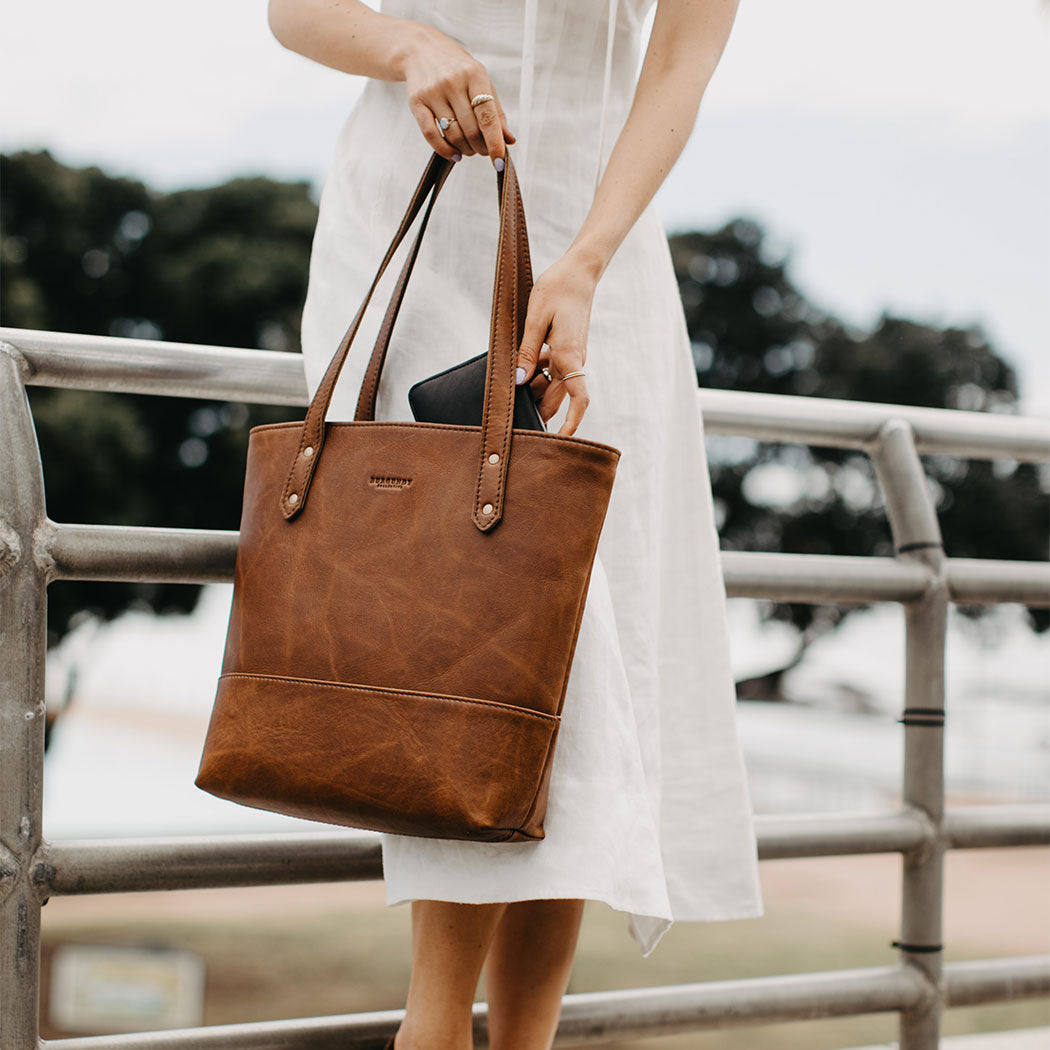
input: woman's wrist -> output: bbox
[387,19,437,82]
[269,1,432,83]
[564,238,612,285]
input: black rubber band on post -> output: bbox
[896,540,944,554]
[897,706,945,727]
[892,940,943,953]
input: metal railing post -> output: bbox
[0,343,47,1050]
[871,418,950,1050]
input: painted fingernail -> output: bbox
[515,366,526,385]
[493,157,505,172]
[451,153,462,162]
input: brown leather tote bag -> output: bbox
[195,150,621,842]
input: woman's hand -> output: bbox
[515,251,600,438]
[399,23,515,166]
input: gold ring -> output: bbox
[561,370,586,381]
[541,368,554,383]
[470,93,495,108]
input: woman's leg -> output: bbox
[395,899,508,1050]
[483,898,586,1050]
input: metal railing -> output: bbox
[1,326,1048,1050]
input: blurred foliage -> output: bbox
[669,218,1048,638]
[1,150,313,646]
[1,152,1045,654]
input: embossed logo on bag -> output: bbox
[369,475,413,491]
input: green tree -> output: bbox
[1,150,316,647]
[669,219,1048,647]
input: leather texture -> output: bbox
[195,150,621,842]
[408,350,546,431]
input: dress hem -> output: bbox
[383,887,765,958]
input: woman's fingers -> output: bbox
[517,302,550,387]
[436,77,483,156]
[538,380,566,423]
[441,90,508,162]
[537,372,590,433]
[516,257,596,436]
[430,88,513,161]
[467,85,509,164]
[528,373,549,400]
[525,345,551,400]
[401,29,514,160]
[408,97,462,161]
[557,377,590,437]
[522,321,593,433]
[435,104,475,156]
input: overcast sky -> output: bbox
[2,0,1048,413]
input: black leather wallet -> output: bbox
[408,351,546,432]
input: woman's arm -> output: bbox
[268,0,418,82]
[267,0,515,161]
[518,0,741,435]
[573,0,740,283]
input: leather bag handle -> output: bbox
[279,152,453,520]
[280,149,533,533]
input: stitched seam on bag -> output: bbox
[490,158,520,519]
[474,173,506,522]
[492,175,518,515]
[254,419,621,457]
[489,155,525,516]
[220,672,559,724]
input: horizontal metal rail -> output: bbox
[943,805,1050,850]
[945,558,1050,606]
[701,390,1050,464]
[1,330,308,406]
[38,958,1049,1049]
[4,330,1049,462]
[34,833,383,897]
[18,521,1049,606]
[942,955,1050,1007]
[31,806,1050,898]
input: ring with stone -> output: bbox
[437,116,457,131]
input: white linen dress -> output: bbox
[298,0,764,957]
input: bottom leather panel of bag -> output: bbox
[195,672,558,842]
